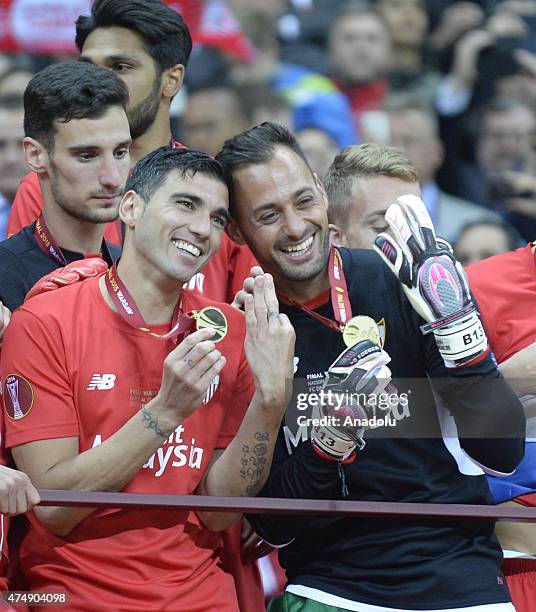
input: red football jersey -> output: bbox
[1,277,255,611]
[467,244,536,363]
[8,172,259,303]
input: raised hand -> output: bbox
[311,341,393,461]
[244,273,295,415]
[374,195,487,367]
[152,328,227,432]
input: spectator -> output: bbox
[387,97,498,241]
[457,97,536,239]
[327,1,391,133]
[183,85,251,156]
[454,219,522,266]
[325,143,420,249]
[295,127,339,178]
[376,0,440,106]
[0,95,26,239]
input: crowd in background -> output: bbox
[2,0,536,266]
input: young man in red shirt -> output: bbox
[1,146,294,610]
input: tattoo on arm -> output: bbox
[141,407,167,439]
[240,432,270,496]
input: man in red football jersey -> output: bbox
[1,146,294,610]
[467,244,536,612]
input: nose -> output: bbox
[99,156,124,191]
[188,211,212,241]
[283,209,306,240]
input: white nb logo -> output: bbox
[87,374,116,391]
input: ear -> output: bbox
[119,190,143,228]
[161,64,185,101]
[226,218,246,245]
[23,137,49,175]
[329,223,348,248]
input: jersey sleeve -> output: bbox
[1,306,79,449]
[7,173,42,238]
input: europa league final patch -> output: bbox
[3,374,34,420]
[193,307,228,342]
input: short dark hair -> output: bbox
[75,0,192,74]
[24,62,129,152]
[455,219,523,252]
[126,146,232,203]
[216,121,312,174]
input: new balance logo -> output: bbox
[87,374,116,391]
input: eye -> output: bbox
[211,215,227,229]
[115,148,129,159]
[372,225,389,233]
[112,63,132,73]
[176,199,194,210]
[297,196,314,208]
[258,211,279,224]
[77,152,96,162]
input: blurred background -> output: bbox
[0,0,535,262]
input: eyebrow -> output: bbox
[169,192,230,222]
[364,209,388,222]
[68,139,132,152]
[79,54,140,64]
[252,186,314,214]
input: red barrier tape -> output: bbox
[37,491,536,522]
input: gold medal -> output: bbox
[192,306,228,342]
[342,315,380,347]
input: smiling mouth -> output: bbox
[280,235,314,257]
[172,239,202,258]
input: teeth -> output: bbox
[281,236,313,256]
[173,240,201,257]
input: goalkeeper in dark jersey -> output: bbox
[217,123,525,612]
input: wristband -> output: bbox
[428,309,487,367]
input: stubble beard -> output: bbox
[128,76,161,141]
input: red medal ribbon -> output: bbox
[34,214,114,267]
[279,247,353,333]
[104,263,193,342]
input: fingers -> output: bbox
[253,275,268,333]
[397,195,436,250]
[374,233,412,287]
[0,467,39,516]
[231,276,256,311]
[385,204,419,264]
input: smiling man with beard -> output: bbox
[217,122,525,612]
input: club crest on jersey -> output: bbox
[193,306,228,343]
[3,374,34,420]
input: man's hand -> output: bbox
[241,518,274,562]
[311,340,393,461]
[231,266,264,310]
[374,195,487,367]
[152,328,227,432]
[244,274,295,412]
[0,300,11,346]
[25,257,109,302]
[0,464,40,516]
